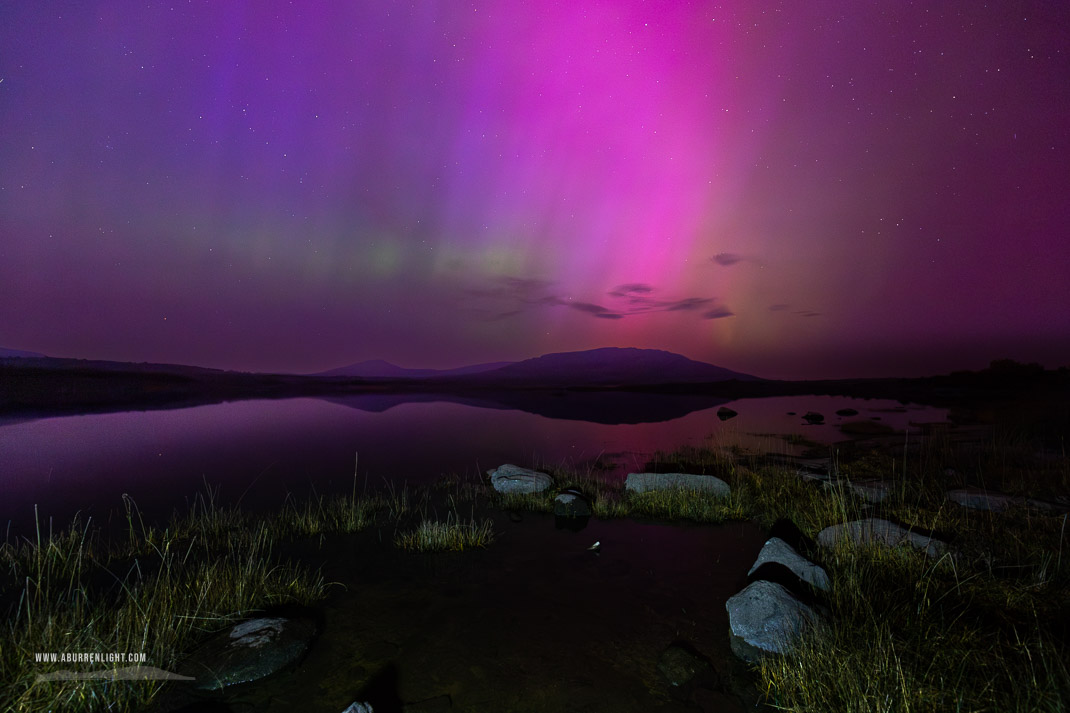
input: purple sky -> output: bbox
[1,2,1068,379]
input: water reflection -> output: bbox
[0,393,947,535]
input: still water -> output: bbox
[0,393,946,535]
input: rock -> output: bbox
[838,479,891,503]
[657,643,716,689]
[802,412,824,425]
[1025,498,1064,513]
[726,581,820,662]
[717,407,738,421]
[948,488,1064,514]
[625,472,731,497]
[487,464,553,494]
[181,616,317,690]
[835,408,859,417]
[343,703,375,713]
[767,518,820,560]
[816,518,948,558]
[947,487,1019,513]
[553,489,592,517]
[747,537,830,592]
[786,411,796,415]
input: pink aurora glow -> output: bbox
[0,1,1067,378]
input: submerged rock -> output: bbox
[802,412,825,425]
[816,518,947,558]
[657,643,717,689]
[181,616,317,690]
[487,464,553,494]
[717,407,739,421]
[726,580,820,662]
[625,472,731,497]
[835,408,859,417]
[747,537,830,592]
[553,489,592,518]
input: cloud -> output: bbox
[608,283,654,297]
[794,310,821,318]
[768,304,790,311]
[569,301,621,319]
[711,253,743,266]
[467,275,724,323]
[665,297,715,312]
[702,307,735,319]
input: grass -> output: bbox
[4,423,1068,712]
[394,511,495,552]
[694,430,1069,712]
[471,429,1070,711]
[0,477,495,712]
[0,493,327,713]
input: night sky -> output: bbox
[1,2,1068,379]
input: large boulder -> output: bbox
[817,518,947,558]
[180,616,317,690]
[487,464,553,494]
[726,581,820,662]
[747,537,830,592]
[625,472,731,497]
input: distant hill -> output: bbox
[0,347,48,358]
[448,347,760,387]
[315,359,514,379]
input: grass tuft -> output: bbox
[394,512,495,552]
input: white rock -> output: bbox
[487,464,553,494]
[748,537,830,591]
[726,580,820,662]
[817,518,947,558]
[624,472,731,496]
[342,703,374,713]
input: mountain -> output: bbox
[0,347,48,358]
[455,347,759,386]
[317,348,758,386]
[315,359,514,379]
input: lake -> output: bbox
[0,392,949,536]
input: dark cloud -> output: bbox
[665,297,715,312]
[569,301,615,315]
[768,304,790,311]
[702,307,735,319]
[608,283,654,297]
[711,253,743,266]
[606,286,719,315]
[795,310,821,318]
[471,275,716,322]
